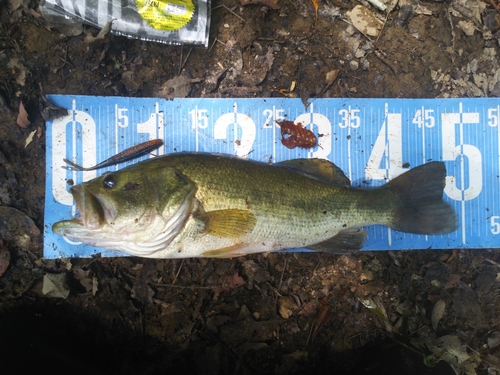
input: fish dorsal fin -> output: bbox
[308,228,367,254]
[198,209,257,238]
[277,159,351,186]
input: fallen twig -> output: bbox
[212,4,246,22]
[172,259,185,284]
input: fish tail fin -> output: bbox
[384,162,457,235]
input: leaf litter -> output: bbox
[0,240,10,278]
[16,101,30,128]
[42,273,70,299]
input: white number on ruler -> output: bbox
[190,108,209,129]
[262,107,285,128]
[488,106,500,127]
[214,103,256,157]
[137,109,165,155]
[295,106,331,159]
[365,107,409,180]
[441,107,481,201]
[412,108,435,128]
[338,108,360,128]
[491,216,500,235]
[116,107,129,128]
[51,103,97,206]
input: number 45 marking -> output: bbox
[412,107,435,128]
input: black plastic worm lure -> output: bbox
[63,139,164,171]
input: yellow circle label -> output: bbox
[136,0,194,31]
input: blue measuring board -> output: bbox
[44,95,500,258]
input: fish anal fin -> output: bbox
[277,159,350,186]
[308,228,367,254]
[198,209,257,238]
[202,243,246,258]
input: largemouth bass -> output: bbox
[52,153,457,258]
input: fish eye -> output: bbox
[103,175,116,189]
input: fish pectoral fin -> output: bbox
[198,209,257,238]
[276,159,350,187]
[202,243,247,258]
[308,228,367,254]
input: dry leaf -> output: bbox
[0,206,40,250]
[310,300,332,343]
[204,67,228,93]
[326,69,340,86]
[278,296,295,319]
[40,91,70,121]
[158,74,203,99]
[73,267,93,293]
[444,274,461,289]
[226,272,245,289]
[264,47,275,71]
[24,129,36,148]
[92,276,99,296]
[84,20,114,46]
[8,58,27,86]
[431,299,446,330]
[241,260,270,283]
[488,331,500,349]
[0,240,10,277]
[42,273,70,299]
[298,300,318,316]
[131,281,155,304]
[346,5,384,37]
[17,101,30,128]
[8,0,24,11]
[311,0,319,24]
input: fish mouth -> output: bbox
[52,185,105,236]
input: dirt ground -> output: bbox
[1,0,500,374]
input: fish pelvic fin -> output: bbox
[384,162,457,235]
[309,228,368,254]
[202,243,247,258]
